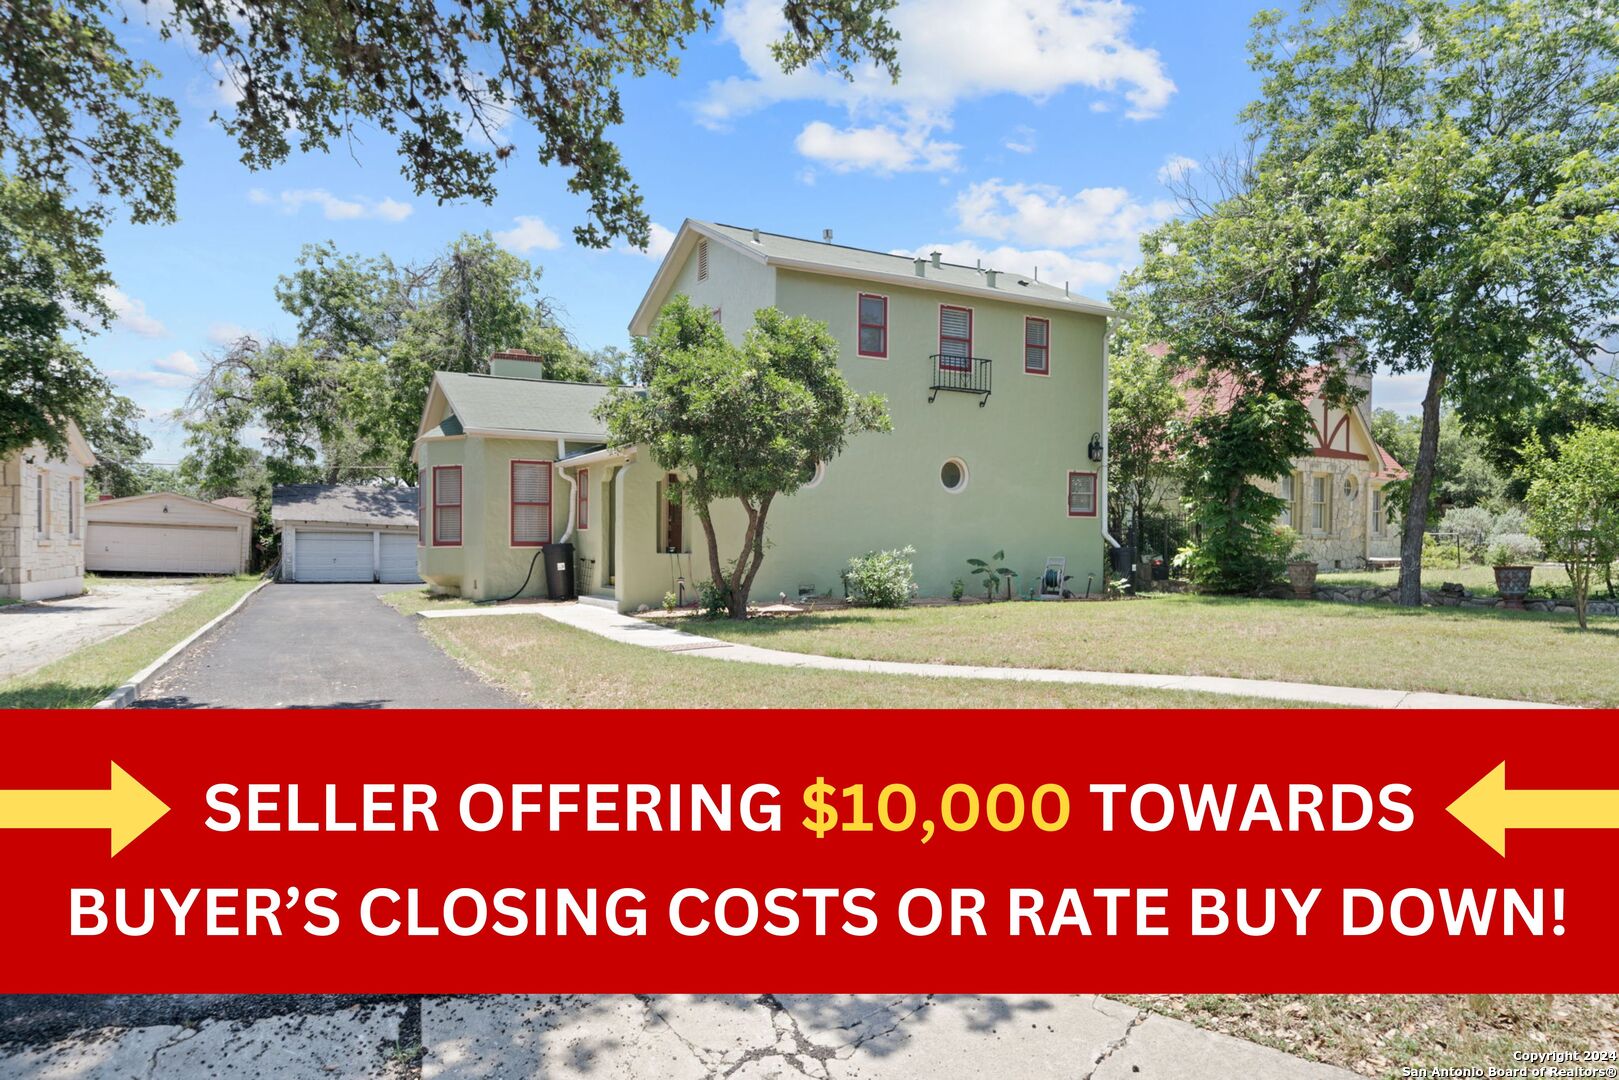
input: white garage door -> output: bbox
[293,530,374,582]
[378,532,422,583]
[86,522,241,574]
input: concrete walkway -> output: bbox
[0,994,1359,1079]
[0,580,203,680]
[421,602,1565,709]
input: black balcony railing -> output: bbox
[928,355,992,406]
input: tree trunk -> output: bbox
[1397,365,1447,606]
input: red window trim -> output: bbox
[432,465,463,547]
[577,467,589,530]
[1024,316,1051,376]
[938,304,973,372]
[417,478,425,546]
[510,459,553,548]
[1067,470,1098,518]
[857,292,888,358]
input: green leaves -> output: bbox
[1521,424,1619,627]
[596,297,891,615]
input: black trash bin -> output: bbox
[543,542,576,600]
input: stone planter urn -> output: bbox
[1286,560,1319,600]
[1493,565,1533,610]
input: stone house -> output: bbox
[1176,367,1407,570]
[1,422,97,601]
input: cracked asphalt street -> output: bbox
[0,994,1357,1078]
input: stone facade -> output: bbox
[1263,454,1401,571]
[1,428,94,602]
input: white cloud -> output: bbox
[617,222,678,260]
[794,119,960,174]
[493,215,562,254]
[953,179,1174,256]
[893,240,1120,295]
[248,188,414,222]
[152,350,200,376]
[1156,153,1199,185]
[207,322,250,346]
[100,287,167,338]
[109,350,202,390]
[1004,126,1038,154]
[699,0,1175,130]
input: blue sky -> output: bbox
[84,0,1434,462]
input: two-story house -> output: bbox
[414,220,1116,611]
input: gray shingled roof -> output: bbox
[701,221,1108,309]
[435,373,613,436]
[272,484,417,527]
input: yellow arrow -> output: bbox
[1448,761,1619,857]
[0,762,169,856]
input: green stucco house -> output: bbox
[414,220,1117,611]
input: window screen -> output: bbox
[433,466,463,545]
[1067,471,1096,516]
[511,461,552,546]
[1024,317,1049,373]
[858,294,887,357]
[939,306,972,371]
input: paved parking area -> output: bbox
[0,995,1357,1079]
[0,580,204,680]
[135,583,519,708]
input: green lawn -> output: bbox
[380,589,1310,708]
[0,576,262,709]
[1319,563,1596,601]
[1123,994,1619,1080]
[692,593,1619,707]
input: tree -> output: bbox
[3,0,898,254]
[1521,426,1619,629]
[1372,408,1512,513]
[1121,150,1358,593]
[0,177,113,459]
[80,392,155,498]
[184,234,585,486]
[597,297,889,618]
[1105,315,1184,552]
[1245,0,1619,605]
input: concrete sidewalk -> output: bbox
[423,601,1564,709]
[0,995,1359,1079]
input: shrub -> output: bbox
[1174,523,1292,594]
[1437,505,1495,556]
[1489,506,1529,537]
[662,591,678,613]
[845,546,917,608]
[1484,533,1540,566]
[696,578,730,618]
[950,578,966,602]
[1421,532,1464,569]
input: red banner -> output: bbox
[0,709,1613,993]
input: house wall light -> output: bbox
[1087,433,1104,462]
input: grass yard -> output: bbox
[1122,994,1619,1080]
[0,575,261,709]
[694,593,1619,707]
[380,589,1311,708]
[1319,563,1598,602]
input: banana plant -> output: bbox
[966,550,1019,602]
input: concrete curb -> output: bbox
[92,579,272,709]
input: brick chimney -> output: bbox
[489,350,546,380]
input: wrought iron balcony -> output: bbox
[928,355,992,406]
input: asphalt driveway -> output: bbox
[136,583,519,708]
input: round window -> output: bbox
[940,458,968,493]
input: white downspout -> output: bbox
[555,440,578,543]
[1100,318,1121,549]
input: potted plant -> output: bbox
[1487,535,1539,610]
[1279,528,1317,600]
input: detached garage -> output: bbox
[85,493,253,575]
[273,484,421,584]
